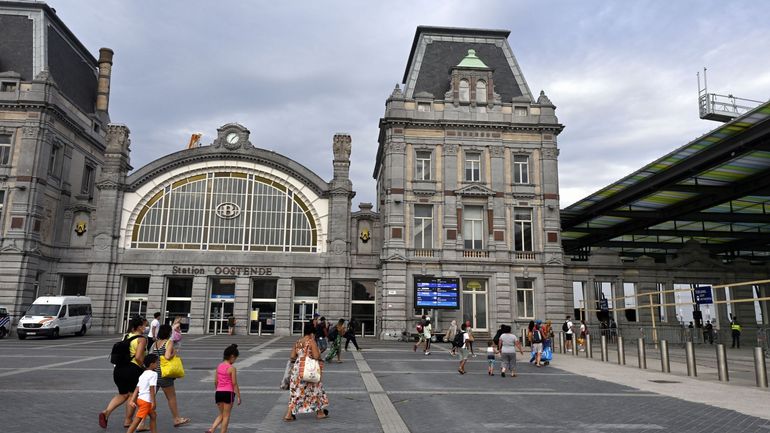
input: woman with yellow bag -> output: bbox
[139,324,189,429]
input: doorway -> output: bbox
[462,279,488,331]
[122,299,147,333]
[122,276,150,333]
[209,277,236,334]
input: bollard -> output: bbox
[754,347,768,388]
[600,335,608,362]
[585,335,593,358]
[685,341,697,377]
[637,338,647,369]
[522,328,527,347]
[559,332,566,354]
[715,344,729,382]
[617,336,626,365]
[573,335,580,357]
[258,321,262,336]
[660,339,670,373]
[362,323,365,338]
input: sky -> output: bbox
[48,0,770,208]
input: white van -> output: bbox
[17,296,92,339]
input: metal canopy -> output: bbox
[562,101,770,261]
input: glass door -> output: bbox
[208,300,234,334]
[292,301,318,334]
[462,279,488,331]
[122,298,147,333]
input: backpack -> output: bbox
[328,324,339,340]
[562,321,569,332]
[416,323,424,333]
[532,328,543,344]
[452,330,465,348]
[110,334,143,366]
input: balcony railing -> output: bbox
[513,251,537,261]
[463,250,490,258]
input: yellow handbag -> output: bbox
[161,355,185,379]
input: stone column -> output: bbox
[234,276,250,335]
[379,261,407,339]
[189,276,208,335]
[275,278,293,336]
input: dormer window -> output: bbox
[1,81,17,92]
[459,79,470,103]
[476,80,487,104]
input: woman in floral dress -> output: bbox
[284,322,329,421]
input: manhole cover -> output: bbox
[649,380,680,384]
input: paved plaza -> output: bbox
[0,334,769,433]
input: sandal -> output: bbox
[458,369,465,375]
[98,413,108,429]
[174,418,190,427]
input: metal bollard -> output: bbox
[660,339,670,373]
[573,335,580,357]
[559,332,566,354]
[522,328,527,346]
[600,335,608,362]
[362,323,365,338]
[685,341,697,377]
[258,321,262,336]
[715,344,728,382]
[585,335,593,358]
[754,347,768,388]
[617,336,626,365]
[637,338,647,369]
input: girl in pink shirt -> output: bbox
[206,344,241,433]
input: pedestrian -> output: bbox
[458,323,471,374]
[171,316,184,351]
[704,320,714,344]
[486,340,497,376]
[446,320,458,356]
[99,316,148,429]
[465,320,476,357]
[579,319,588,352]
[529,320,545,367]
[207,344,241,433]
[285,322,329,421]
[563,315,574,352]
[315,316,328,353]
[150,312,161,341]
[413,315,427,352]
[609,319,617,344]
[344,317,361,351]
[498,324,524,377]
[422,317,432,355]
[141,324,189,428]
[324,319,345,363]
[126,354,159,433]
[731,319,742,348]
[227,315,236,336]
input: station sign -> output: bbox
[694,285,713,305]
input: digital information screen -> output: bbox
[414,277,460,309]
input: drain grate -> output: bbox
[649,379,681,384]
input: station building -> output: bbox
[0,2,767,337]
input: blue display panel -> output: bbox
[414,277,460,309]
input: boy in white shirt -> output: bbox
[127,354,159,433]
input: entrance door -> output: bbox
[462,279,488,331]
[123,298,147,333]
[292,302,318,334]
[208,300,234,334]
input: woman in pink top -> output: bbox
[206,344,241,433]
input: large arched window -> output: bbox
[458,79,470,102]
[476,80,487,104]
[130,171,317,252]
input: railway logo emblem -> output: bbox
[215,202,241,219]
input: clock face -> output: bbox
[226,133,240,144]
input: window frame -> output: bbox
[513,154,530,184]
[415,150,432,181]
[48,140,62,178]
[81,162,96,197]
[516,278,535,319]
[463,205,484,250]
[413,204,433,249]
[476,80,487,104]
[513,207,533,252]
[464,152,481,182]
[0,133,11,166]
[458,79,470,103]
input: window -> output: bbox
[352,280,376,336]
[417,102,431,112]
[81,164,95,196]
[0,82,17,92]
[656,283,667,322]
[513,155,529,184]
[415,151,431,181]
[48,141,61,177]
[294,280,319,298]
[166,277,193,332]
[464,153,481,182]
[0,134,10,166]
[514,106,528,116]
[459,79,470,102]
[516,279,534,318]
[251,279,278,334]
[513,207,533,251]
[623,282,637,322]
[61,275,88,296]
[463,205,483,249]
[0,190,5,221]
[413,205,433,249]
[476,80,487,104]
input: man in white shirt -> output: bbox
[150,312,161,340]
[564,315,574,352]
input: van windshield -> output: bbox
[26,305,61,317]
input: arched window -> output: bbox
[130,170,317,252]
[476,80,487,104]
[458,79,470,103]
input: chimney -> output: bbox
[96,48,114,113]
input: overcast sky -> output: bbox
[50,1,770,208]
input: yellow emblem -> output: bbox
[359,228,370,243]
[74,221,87,236]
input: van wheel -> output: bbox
[18,333,26,340]
[76,325,87,336]
[49,328,60,339]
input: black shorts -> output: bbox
[215,391,236,404]
[113,363,143,394]
[565,334,573,341]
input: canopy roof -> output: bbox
[561,100,770,262]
